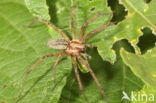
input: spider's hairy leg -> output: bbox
[79,12,112,38]
[72,57,84,91]
[70,4,77,39]
[15,55,63,103]
[35,18,69,40]
[83,22,115,41]
[72,57,90,103]
[18,52,65,97]
[26,52,65,74]
[87,64,105,97]
[77,56,105,97]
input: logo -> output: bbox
[122,91,131,101]
[122,91,155,102]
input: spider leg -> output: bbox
[77,56,105,97]
[35,18,69,40]
[26,52,65,74]
[16,55,63,103]
[72,57,90,103]
[51,55,66,83]
[18,52,66,98]
[79,12,112,38]
[70,4,77,39]
[83,22,115,42]
[72,57,84,91]
[87,64,105,97]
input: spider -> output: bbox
[21,5,114,101]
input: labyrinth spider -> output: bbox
[20,5,114,101]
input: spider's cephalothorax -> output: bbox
[66,39,86,56]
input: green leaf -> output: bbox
[77,61,89,73]
[121,47,156,86]
[25,0,50,20]
[111,0,156,53]
[0,0,72,103]
[90,0,156,63]
[120,0,156,31]
[137,27,156,54]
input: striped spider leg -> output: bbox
[79,12,113,38]
[72,57,90,102]
[70,4,77,39]
[79,12,115,42]
[76,55,105,96]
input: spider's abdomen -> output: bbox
[65,40,85,56]
[47,39,68,49]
